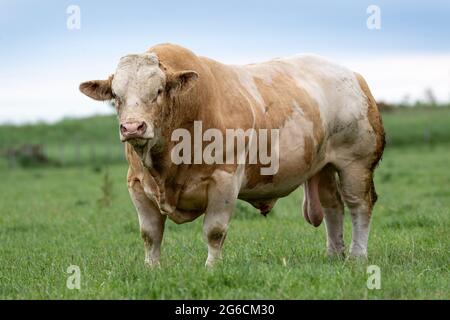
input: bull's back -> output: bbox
[243,54,369,126]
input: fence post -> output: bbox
[75,139,81,165]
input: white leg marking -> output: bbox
[349,204,371,258]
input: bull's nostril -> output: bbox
[137,122,147,133]
[120,121,147,139]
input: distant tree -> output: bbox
[377,101,394,113]
[400,94,412,108]
[424,88,437,107]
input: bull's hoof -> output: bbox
[347,251,368,262]
[327,244,346,259]
[327,250,346,260]
[205,260,215,269]
[144,259,161,268]
[205,257,221,269]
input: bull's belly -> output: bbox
[238,166,307,201]
[165,131,328,221]
[170,162,310,218]
[239,181,302,200]
[237,157,322,215]
[240,139,327,201]
[164,160,322,223]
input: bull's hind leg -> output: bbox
[129,181,166,266]
[338,164,377,258]
[317,165,345,257]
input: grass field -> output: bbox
[0,108,449,299]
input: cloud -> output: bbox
[339,54,450,103]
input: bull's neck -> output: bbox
[153,75,217,175]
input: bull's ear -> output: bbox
[166,70,199,97]
[79,76,114,101]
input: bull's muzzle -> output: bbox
[120,121,148,141]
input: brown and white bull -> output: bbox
[80,43,385,267]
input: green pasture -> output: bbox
[0,107,449,299]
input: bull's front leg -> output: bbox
[203,170,239,268]
[128,181,166,267]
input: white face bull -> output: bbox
[79,53,198,154]
[79,44,385,268]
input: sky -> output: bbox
[0,0,449,124]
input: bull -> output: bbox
[80,43,385,267]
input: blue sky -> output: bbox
[1,0,449,123]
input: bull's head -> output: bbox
[79,53,198,156]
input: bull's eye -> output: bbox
[114,96,122,108]
[152,88,163,103]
